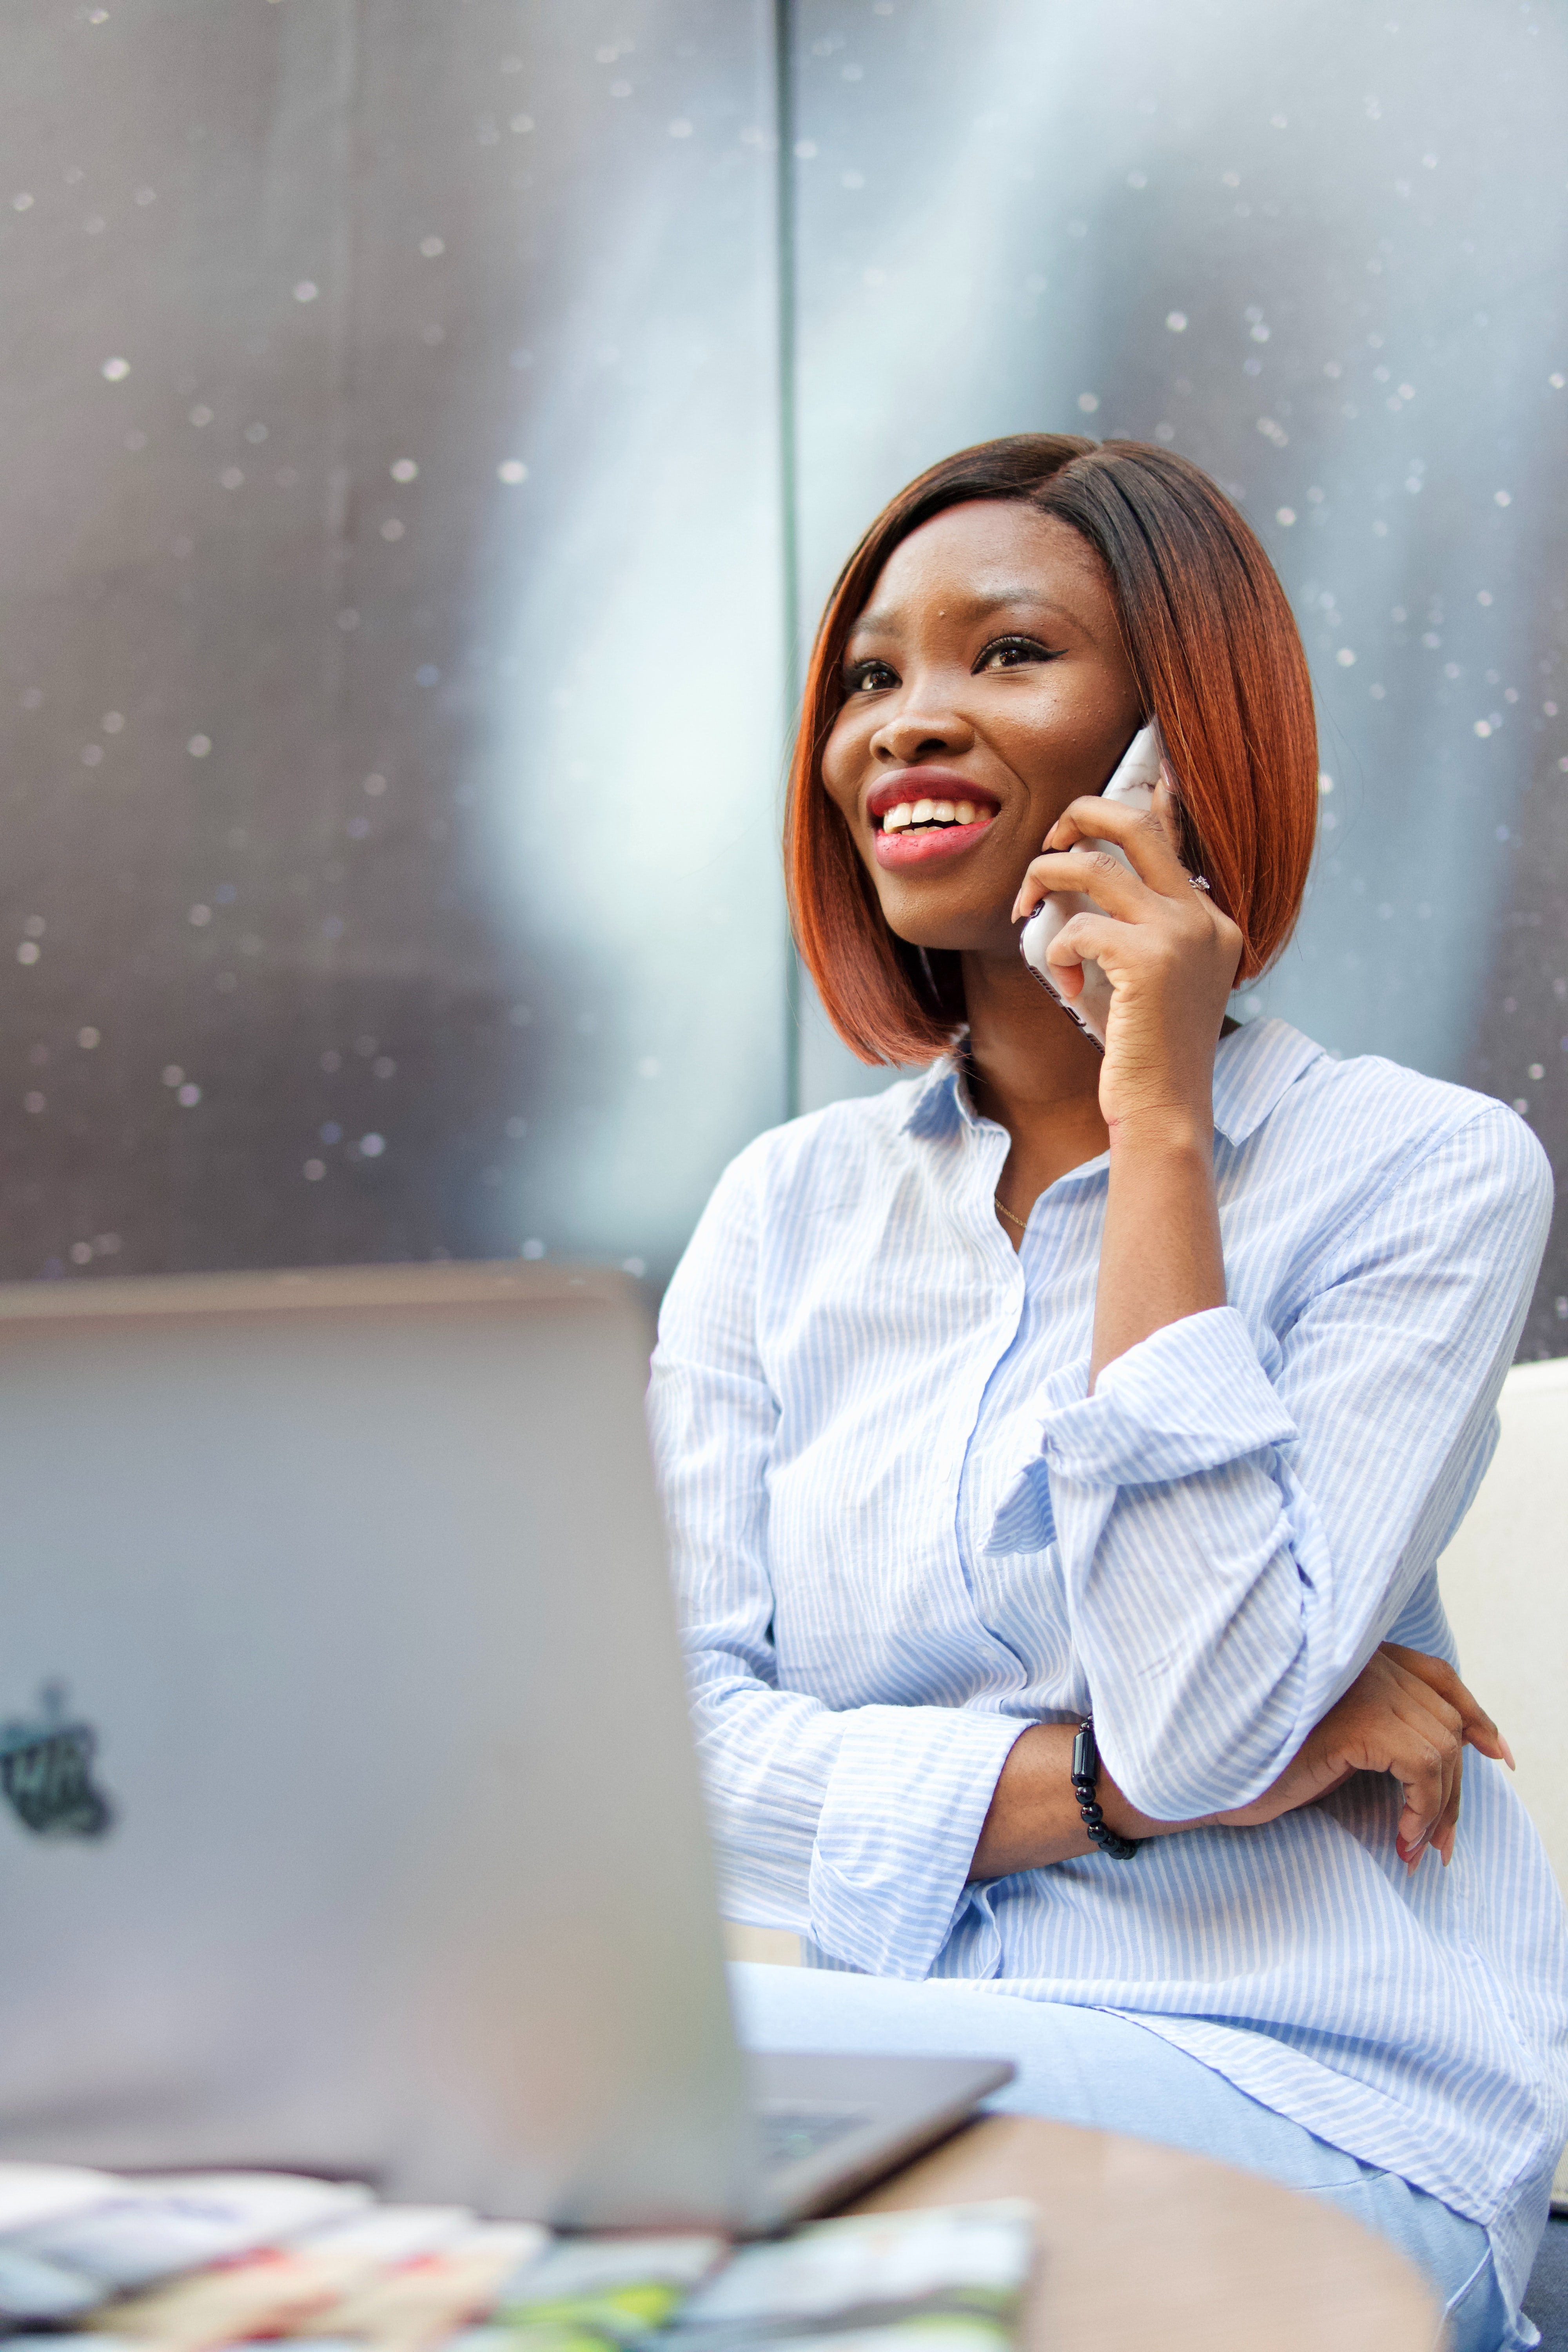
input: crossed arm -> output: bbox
[970,1640,1514,1882]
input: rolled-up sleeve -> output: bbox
[986,1104,1552,1821]
[648,1149,1027,1978]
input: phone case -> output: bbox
[1018,723,1163,1051]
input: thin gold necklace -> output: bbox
[993,1192,1030,1234]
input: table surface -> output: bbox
[847,2112,1439,2352]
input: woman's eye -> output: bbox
[845,659,899,693]
[976,635,1053,672]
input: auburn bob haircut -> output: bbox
[786,434,1319,1067]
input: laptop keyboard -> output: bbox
[758,2104,873,2169]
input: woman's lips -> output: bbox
[872,817,995,868]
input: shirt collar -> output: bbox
[901,1039,975,1140]
[902,1016,1325,1148]
[1210,1017,1326,1143]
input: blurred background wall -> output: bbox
[1,0,1564,1353]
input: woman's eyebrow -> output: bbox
[849,587,1074,637]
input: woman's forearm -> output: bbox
[1090,1110,1226,1389]
[969,1722,1209,1880]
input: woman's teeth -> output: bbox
[880,798,986,832]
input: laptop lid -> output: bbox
[0,1262,758,2228]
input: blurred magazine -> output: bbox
[0,2160,1033,2352]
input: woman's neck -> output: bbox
[960,945,1110,1196]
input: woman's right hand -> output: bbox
[1213,1643,1515,1869]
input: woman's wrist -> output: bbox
[1098,1760,1211,1844]
[1104,1102,1214,1159]
[969,1722,1205,1881]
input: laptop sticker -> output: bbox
[0,1683,115,1840]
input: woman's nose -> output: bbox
[869,697,975,764]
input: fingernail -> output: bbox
[1500,1735,1517,1771]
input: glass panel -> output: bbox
[789,0,1568,1353]
[0,0,787,1288]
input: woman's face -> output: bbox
[821,499,1144,959]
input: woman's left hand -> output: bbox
[1212,1642,1515,1869]
[1011,768,1243,1134]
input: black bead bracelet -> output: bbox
[1070,1715,1141,1861]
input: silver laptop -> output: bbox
[0,1262,1009,2233]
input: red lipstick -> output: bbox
[866,768,1000,869]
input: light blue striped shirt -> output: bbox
[648,1018,1568,2311]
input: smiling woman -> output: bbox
[649,435,1566,2352]
[790,436,1316,1065]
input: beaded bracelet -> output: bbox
[1070,1715,1141,1861]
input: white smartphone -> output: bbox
[1018,722,1163,1051]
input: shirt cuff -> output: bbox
[985,1309,1296,1557]
[807,1704,1030,1978]
[1044,1307,1296,1484]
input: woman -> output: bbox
[648,436,1567,2350]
